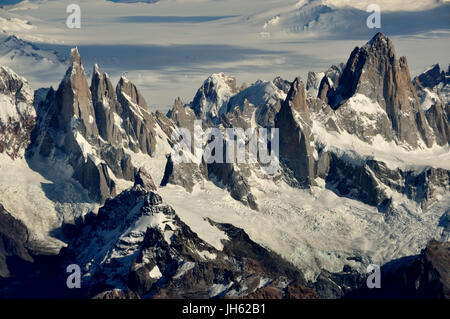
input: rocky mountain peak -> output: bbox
[133,168,157,192]
[90,64,117,105]
[273,76,291,94]
[191,72,238,120]
[90,64,122,145]
[116,76,148,109]
[276,76,315,187]
[93,63,101,75]
[317,75,333,104]
[70,47,82,67]
[363,32,395,55]
[173,96,183,109]
[414,64,446,89]
[330,33,434,147]
[0,66,33,104]
[285,77,311,123]
[56,47,98,138]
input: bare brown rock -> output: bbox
[275,77,316,187]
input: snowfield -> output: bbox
[159,176,448,281]
[0,154,98,253]
[0,0,448,291]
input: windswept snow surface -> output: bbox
[0,154,98,252]
[159,176,448,281]
[311,118,450,171]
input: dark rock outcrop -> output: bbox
[275,77,316,187]
[63,172,316,299]
[414,64,447,90]
[116,76,158,156]
[190,73,239,121]
[331,32,434,147]
[425,102,450,145]
[322,153,450,210]
[90,64,123,146]
[0,204,33,278]
[346,240,450,298]
[134,167,157,191]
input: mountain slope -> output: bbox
[0,32,448,299]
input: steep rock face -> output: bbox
[321,153,450,210]
[324,153,391,208]
[55,48,98,138]
[64,171,316,298]
[425,102,450,146]
[160,155,206,193]
[0,66,35,159]
[273,76,292,95]
[0,204,33,278]
[275,77,316,187]
[414,64,447,90]
[317,75,333,104]
[347,240,450,298]
[90,64,123,146]
[167,97,197,137]
[306,71,324,97]
[413,64,450,146]
[134,167,157,192]
[30,49,117,203]
[116,76,158,156]
[310,63,344,98]
[116,75,148,109]
[331,32,433,148]
[190,73,239,121]
[28,48,174,204]
[225,79,286,128]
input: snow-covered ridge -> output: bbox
[0,66,34,124]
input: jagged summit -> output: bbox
[70,47,82,66]
[93,63,101,75]
[25,48,173,204]
[363,32,392,50]
[320,32,434,147]
[117,75,148,109]
[133,168,157,191]
[0,33,449,299]
[190,72,238,119]
[414,64,447,89]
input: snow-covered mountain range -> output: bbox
[1,0,449,110]
[0,32,449,298]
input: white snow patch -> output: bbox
[149,265,162,279]
[209,282,233,298]
[197,250,217,260]
[344,94,386,115]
